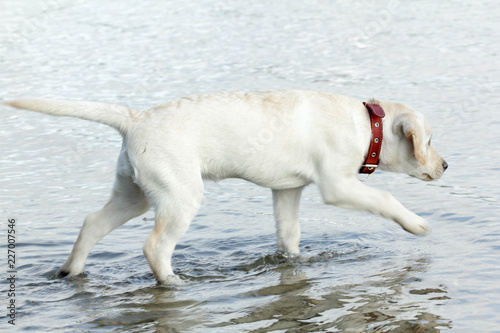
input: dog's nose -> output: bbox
[442,160,448,171]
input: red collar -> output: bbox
[359,102,386,174]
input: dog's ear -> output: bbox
[393,113,427,165]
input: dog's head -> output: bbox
[379,102,448,181]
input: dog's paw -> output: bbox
[56,270,70,278]
[157,274,185,286]
[400,216,430,235]
[54,269,86,280]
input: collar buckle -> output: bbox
[361,164,378,170]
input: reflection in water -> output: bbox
[213,256,451,332]
[91,286,204,332]
[105,254,451,332]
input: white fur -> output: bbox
[5,90,447,284]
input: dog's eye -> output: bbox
[428,139,432,146]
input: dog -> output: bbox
[5,90,447,284]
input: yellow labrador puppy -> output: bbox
[6,90,447,284]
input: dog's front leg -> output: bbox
[319,176,429,234]
[272,187,305,255]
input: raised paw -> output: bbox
[399,215,430,235]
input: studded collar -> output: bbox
[359,102,386,174]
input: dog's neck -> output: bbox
[376,103,407,173]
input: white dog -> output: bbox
[6,90,447,284]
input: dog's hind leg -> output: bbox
[142,172,204,284]
[58,174,150,277]
[272,187,304,255]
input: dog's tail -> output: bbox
[4,99,138,134]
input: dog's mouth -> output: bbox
[421,173,433,181]
[411,173,434,181]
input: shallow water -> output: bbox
[1,0,500,332]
